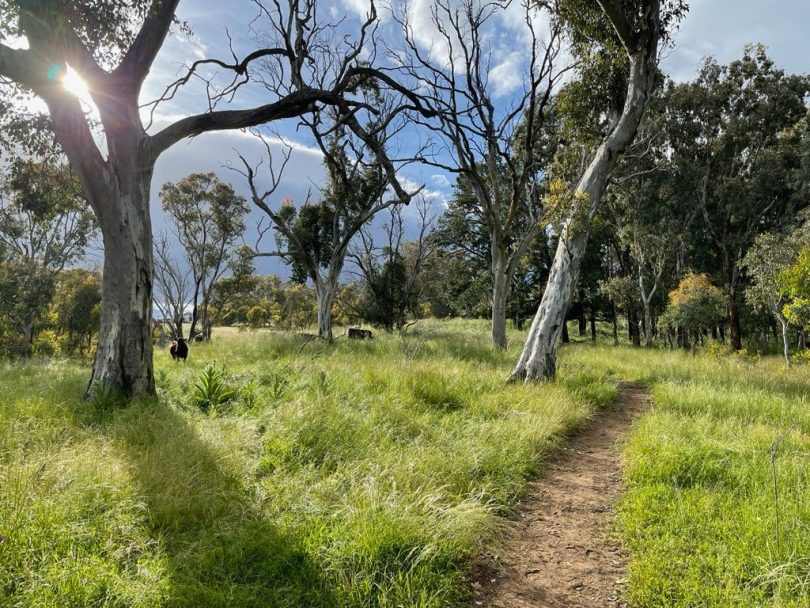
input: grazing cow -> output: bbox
[170,338,189,361]
[348,327,373,340]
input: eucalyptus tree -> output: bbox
[0,0,426,396]
[236,94,411,341]
[159,173,248,341]
[0,158,96,352]
[509,0,687,380]
[395,0,569,349]
[743,233,798,366]
[663,47,810,350]
[605,105,698,347]
[350,197,437,331]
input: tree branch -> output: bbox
[115,0,182,90]
[595,0,639,54]
[149,89,326,159]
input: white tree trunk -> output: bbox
[778,313,791,368]
[491,249,510,350]
[315,275,338,341]
[511,47,658,382]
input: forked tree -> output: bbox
[0,0,424,396]
[395,0,570,349]
[235,97,415,341]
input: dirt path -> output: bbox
[471,382,650,608]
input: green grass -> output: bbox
[0,320,613,607]
[3,322,807,607]
[566,344,810,607]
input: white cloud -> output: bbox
[488,51,523,97]
[431,173,451,188]
[342,0,375,19]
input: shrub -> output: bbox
[32,329,63,357]
[193,363,237,412]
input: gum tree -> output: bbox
[160,173,248,341]
[510,0,685,381]
[0,158,96,352]
[743,233,798,366]
[0,0,423,396]
[396,0,569,349]
[663,48,809,350]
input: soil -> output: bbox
[471,382,650,608]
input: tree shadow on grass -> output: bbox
[88,400,336,608]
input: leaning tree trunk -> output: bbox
[510,44,658,382]
[491,249,511,350]
[85,164,156,397]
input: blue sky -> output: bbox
[136,0,810,277]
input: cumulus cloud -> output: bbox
[431,174,452,188]
[488,51,523,97]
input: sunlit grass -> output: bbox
[0,321,612,607]
[3,323,805,606]
[566,345,810,607]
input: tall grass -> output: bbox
[566,345,810,607]
[0,322,613,607]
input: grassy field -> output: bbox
[1,321,807,607]
[566,344,810,607]
[0,320,613,608]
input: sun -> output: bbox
[62,67,93,106]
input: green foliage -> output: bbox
[211,273,318,330]
[0,257,54,356]
[662,272,726,333]
[193,363,237,412]
[357,253,412,331]
[744,232,797,316]
[31,328,63,356]
[778,247,810,327]
[52,268,102,354]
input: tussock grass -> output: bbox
[566,345,810,607]
[0,321,611,607]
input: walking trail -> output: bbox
[471,382,650,608]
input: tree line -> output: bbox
[4,0,808,399]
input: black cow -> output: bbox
[170,338,189,361]
[348,327,373,340]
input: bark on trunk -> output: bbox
[612,305,619,345]
[85,167,156,397]
[778,313,791,367]
[728,287,742,351]
[509,14,660,381]
[642,302,654,347]
[628,308,641,347]
[315,276,337,341]
[491,251,510,350]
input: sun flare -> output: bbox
[62,67,92,104]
